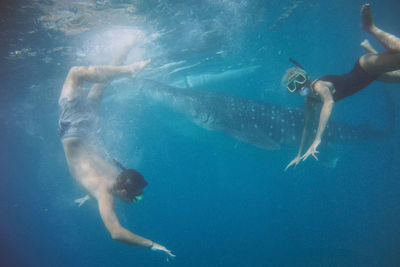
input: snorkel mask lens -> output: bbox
[133,193,143,203]
[287,73,308,93]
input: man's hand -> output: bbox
[74,195,90,207]
[151,242,176,258]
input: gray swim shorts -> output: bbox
[58,97,101,140]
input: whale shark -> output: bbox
[137,80,390,151]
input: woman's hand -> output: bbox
[301,139,321,161]
[151,242,176,258]
[285,155,302,171]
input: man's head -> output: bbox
[112,160,147,203]
[282,67,311,95]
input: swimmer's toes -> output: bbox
[130,59,151,77]
[138,59,151,69]
[360,39,371,48]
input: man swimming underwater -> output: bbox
[58,44,175,257]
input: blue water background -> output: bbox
[1,0,400,266]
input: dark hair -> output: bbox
[113,160,147,203]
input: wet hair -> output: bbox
[113,160,147,203]
[281,67,308,88]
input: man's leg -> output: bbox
[87,44,138,101]
[59,61,150,102]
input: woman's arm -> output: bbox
[301,82,334,161]
[313,84,334,144]
[298,98,316,155]
[285,97,316,171]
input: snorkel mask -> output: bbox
[286,58,311,95]
[287,72,309,93]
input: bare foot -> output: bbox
[360,39,377,53]
[129,59,151,77]
[361,3,375,33]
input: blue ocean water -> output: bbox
[1,0,400,266]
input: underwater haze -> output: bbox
[1,0,400,266]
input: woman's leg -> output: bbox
[361,39,400,83]
[362,4,400,52]
[360,39,378,53]
[359,4,400,75]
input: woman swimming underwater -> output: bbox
[285,3,400,171]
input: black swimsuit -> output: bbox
[315,60,379,102]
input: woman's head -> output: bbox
[112,160,147,203]
[282,67,310,95]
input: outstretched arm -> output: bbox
[97,188,175,257]
[98,188,152,247]
[301,83,334,161]
[285,98,315,171]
